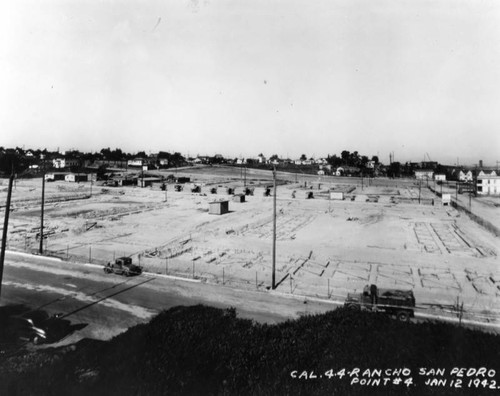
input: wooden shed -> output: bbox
[329,191,344,200]
[232,194,245,203]
[65,173,88,183]
[209,201,229,215]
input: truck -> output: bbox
[104,257,142,277]
[344,284,415,322]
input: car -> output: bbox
[7,316,47,344]
[9,311,73,345]
[104,257,142,276]
[344,284,416,322]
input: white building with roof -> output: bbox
[476,173,500,195]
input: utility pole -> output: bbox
[272,166,277,290]
[0,171,14,300]
[418,178,421,204]
[39,171,46,254]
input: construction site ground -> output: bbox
[1,166,499,329]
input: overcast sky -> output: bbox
[1,0,499,165]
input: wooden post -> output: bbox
[272,166,277,289]
[0,172,14,300]
[39,174,45,254]
[89,246,92,263]
[223,267,225,285]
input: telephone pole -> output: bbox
[272,166,277,290]
[0,171,14,299]
[39,171,46,254]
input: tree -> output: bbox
[300,154,307,161]
[387,162,402,178]
[371,155,379,165]
[350,151,360,166]
[341,150,350,164]
[96,164,108,180]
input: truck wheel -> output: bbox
[396,311,410,322]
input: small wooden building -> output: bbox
[139,177,162,188]
[209,200,229,215]
[441,194,451,205]
[329,191,344,200]
[45,172,68,181]
[232,194,245,203]
[65,173,88,183]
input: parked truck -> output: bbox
[344,284,415,322]
[104,257,142,276]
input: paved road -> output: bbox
[1,251,337,346]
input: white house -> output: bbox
[463,171,474,182]
[434,174,446,181]
[127,159,144,167]
[53,158,80,169]
[65,173,88,183]
[415,169,434,180]
[477,175,500,195]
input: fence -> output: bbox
[451,200,500,237]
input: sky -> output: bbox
[1,0,499,166]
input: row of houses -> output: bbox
[317,166,363,176]
[415,169,499,195]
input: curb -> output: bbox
[6,250,62,262]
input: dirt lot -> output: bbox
[1,167,499,325]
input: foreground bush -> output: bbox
[1,305,500,395]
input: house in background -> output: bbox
[65,173,88,183]
[45,172,68,181]
[127,158,145,167]
[476,173,500,196]
[415,169,434,180]
[53,158,80,169]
